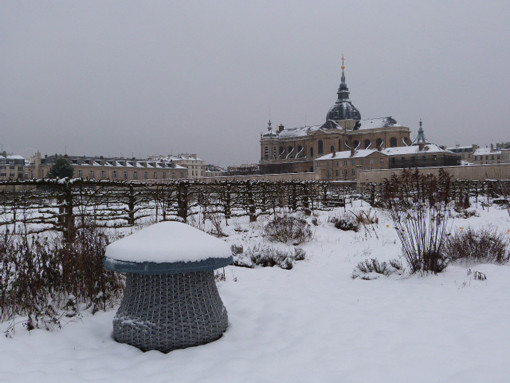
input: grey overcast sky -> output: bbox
[1,0,509,166]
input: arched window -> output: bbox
[330,145,335,153]
[318,140,324,155]
[390,137,397,147]
[288,146,293,154]
[376,138,383,148]
[264,146,269,159]
[310,147,314,157]
[297,145,303,157]
[279,146,285,158]
[353,140,360,149]
[338,139,342,151]
[364,139,371,149]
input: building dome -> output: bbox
[326,100,361,121]
[326,58,361,122]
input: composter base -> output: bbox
[113,271,228,352]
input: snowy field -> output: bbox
[1,201,510,383]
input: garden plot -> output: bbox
[1,200,510,383]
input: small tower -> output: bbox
[326,54,361,127]
[413,119,429,151]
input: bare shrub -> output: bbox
[445,227,510,265]
[353,210,379,225]
[263,216,312,245]
[352,258,404,280]
[384,170,452,274]
[391,203,450,273]
[0,224,124,333]
[328,211,359,232]
[232,244,306,270]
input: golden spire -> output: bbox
[341,54,345,73]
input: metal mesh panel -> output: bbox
[113,271,228,352]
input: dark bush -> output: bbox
[263,216,312,245]
[445,227,510,265]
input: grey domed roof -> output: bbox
[326,65,361,121]
[326,100,361,121]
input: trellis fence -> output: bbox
[1,178,508,240]
[0,180,357,239]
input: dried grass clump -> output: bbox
[263,216,312,245]
[0,225,124,333]
[232,244,306,270]
[383,170,452,274]
[352,258,404,280]
[445,227,510,265]
[328,211,359,232]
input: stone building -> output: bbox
[473,146,504,165]
[313,122,460,181]
[260,58,411,174]
[152,154,206,178]
[0,154,25,180]
[27,153,187,181]
[383,122,459,169]
[314,149,389,181]
[446,145,478,163]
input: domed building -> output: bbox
[260,58,412,174]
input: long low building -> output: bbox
[27,152,187,181]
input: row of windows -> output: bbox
[474,155,500,161]
[390,155,438,164]
[326,169,357,178]
[76,169,182,179]
[317,158,386,168]
[264,137,402,159]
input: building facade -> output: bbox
[152,154,206,178]
[0,155,25,180]
[27,153,187,181]
[260,59,411,174]
[314,149,389,181]
[313,122,460,181]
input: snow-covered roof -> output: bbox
[155,154,203,162]
[7,155,25,160]
[356,117,400,130]
[474,148,501,156]
[446,145,474,152]
[383,144,446,156]
[263,116,403,139]
[315,149,384,161]
[277,125,322,138]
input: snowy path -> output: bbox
[1,206,510,382]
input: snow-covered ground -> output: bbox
[1,201,510,383]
